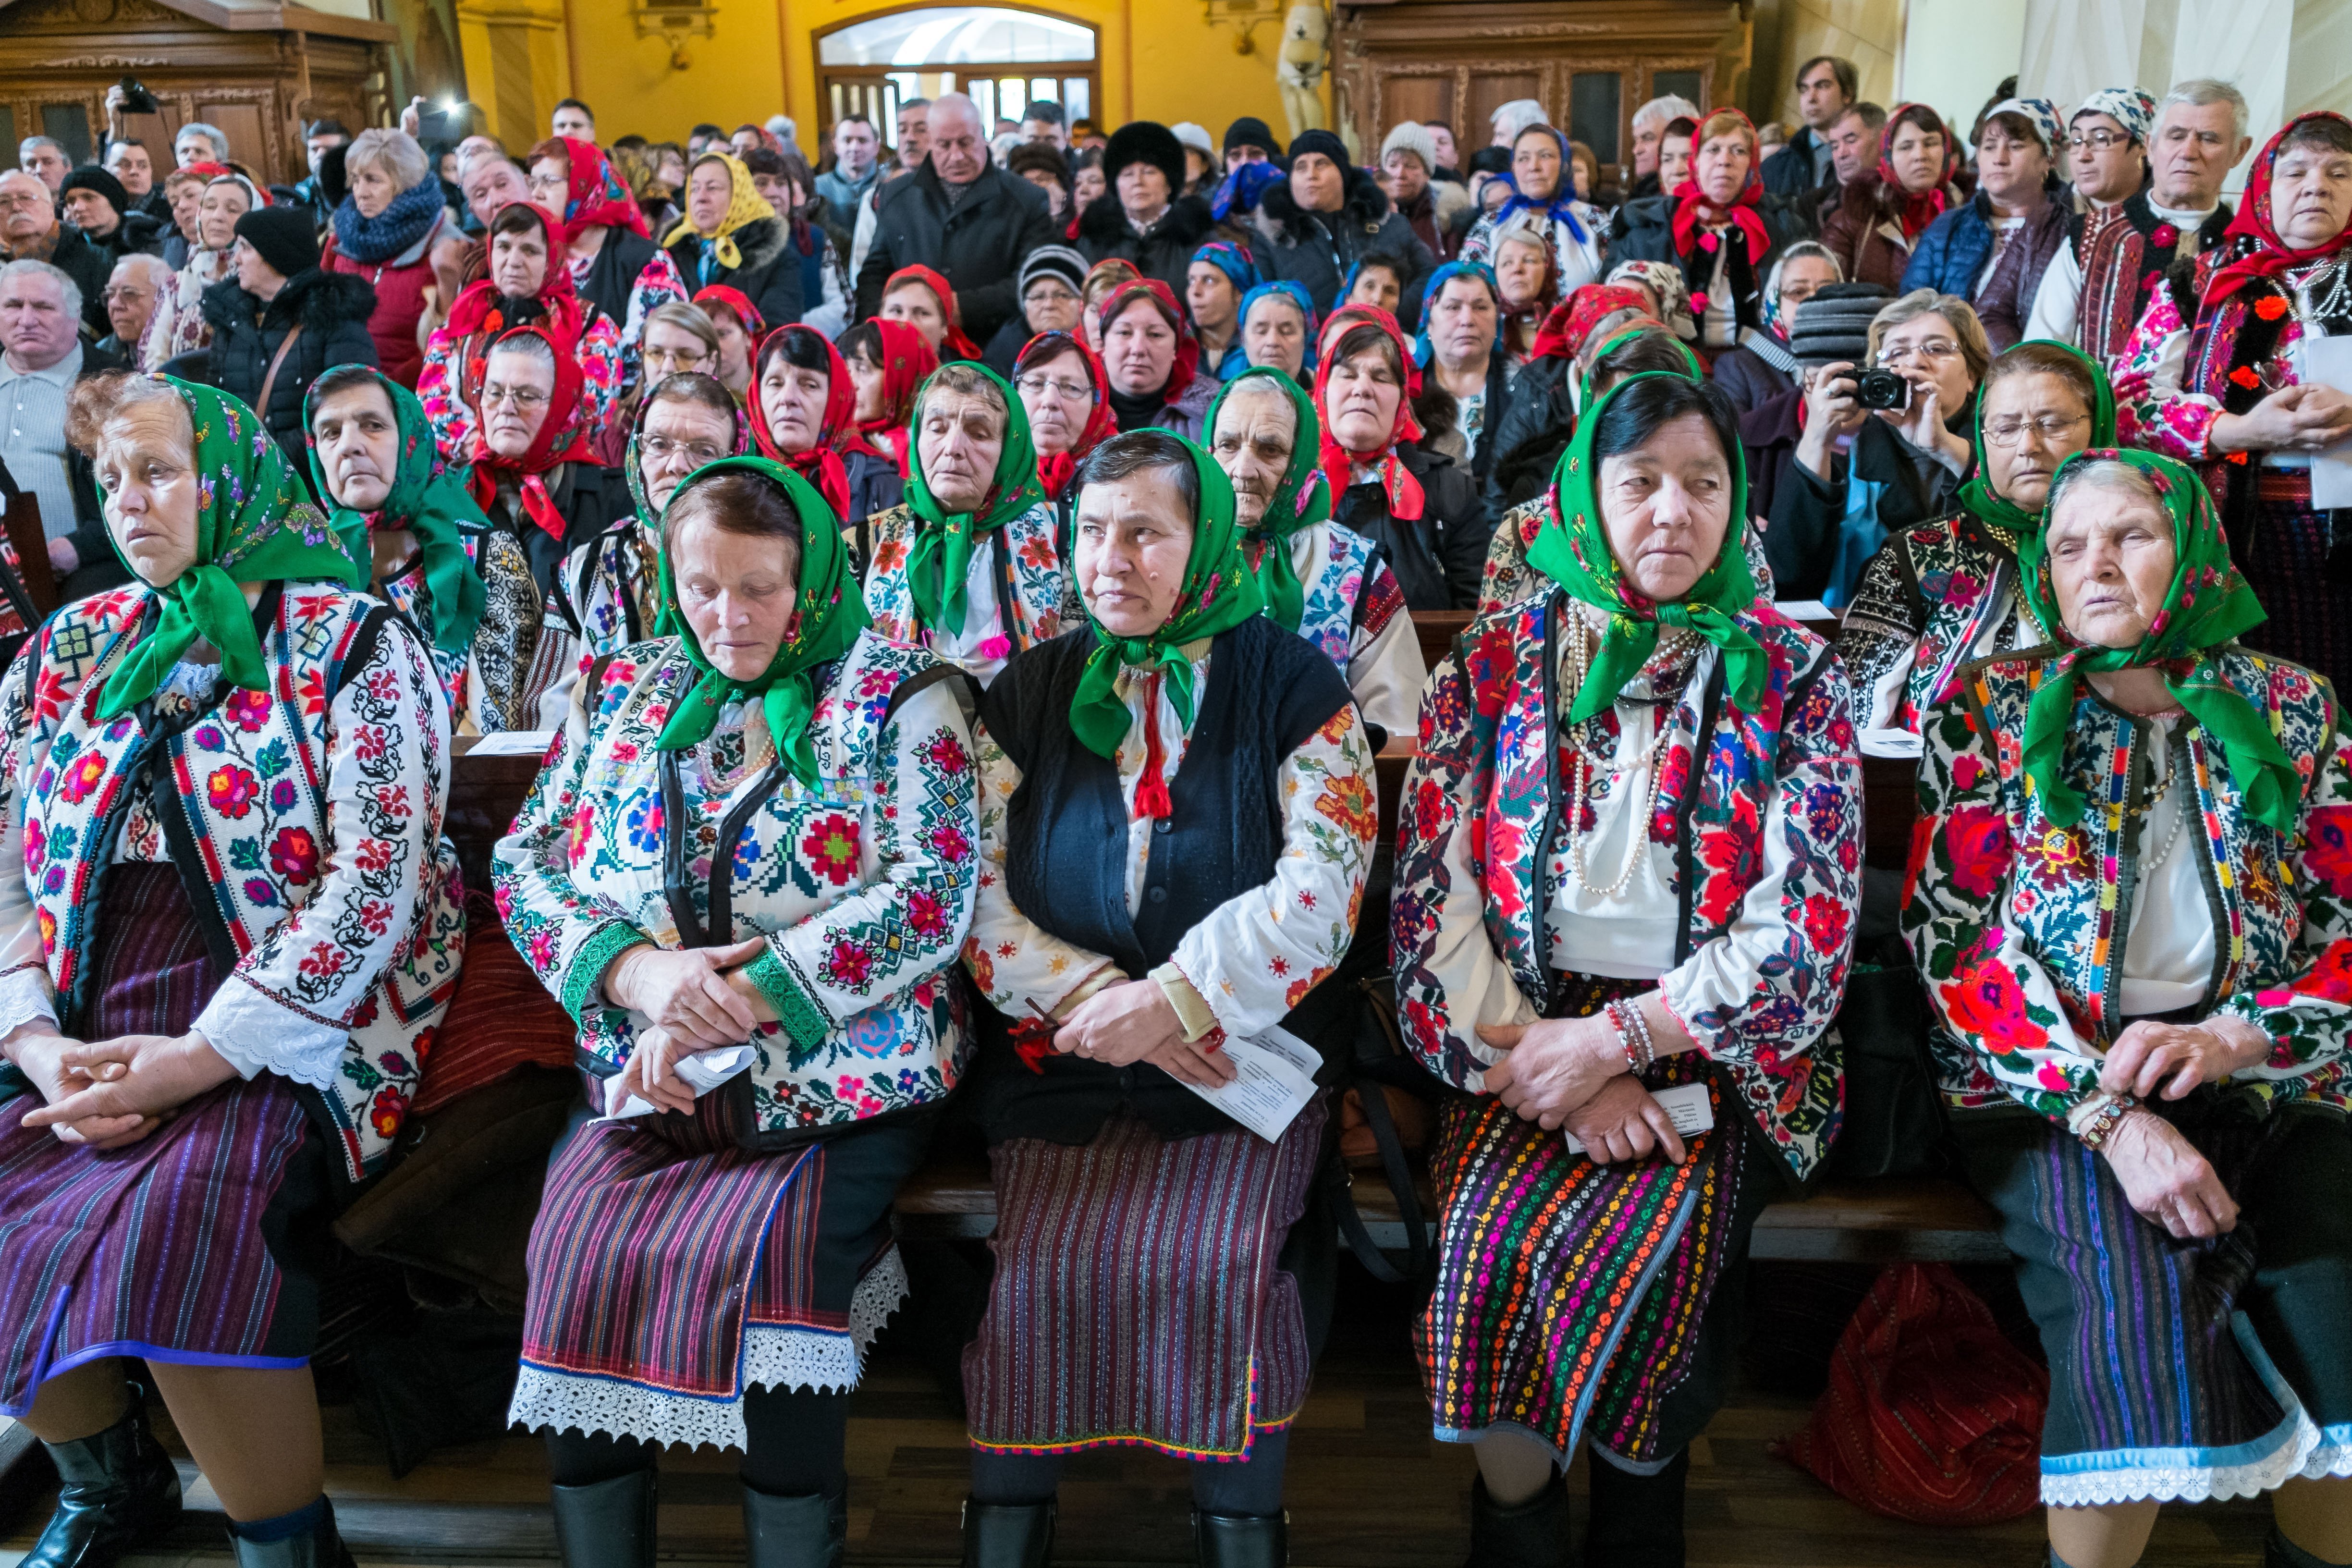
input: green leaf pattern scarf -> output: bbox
[902,364,1045,638]
[1203,366,1331,633]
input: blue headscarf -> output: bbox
[1493,123,1589,244]
[1192,239,1261,296]
[1238,280,1320,375]
[1212,161,1284,222]
[1411,260,1504,368]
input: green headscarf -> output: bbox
[1069,435,1267,760]
[1958,340,2119,541]
[902,363,1045,636]
[303,366,487,655]
[652,456,872,786]
[2017,448,2302,834]
[1203,366,1331,633]
[98,378,368,723]
[1525,371,1766,724]
[1576,323,1703,410]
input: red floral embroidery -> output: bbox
[1939,956,2048,1051]
[2254,295,2291,321]
[1941,804,2013,900]
[58,752,106,805]
[2302,806,2352,898]
[269,826,321,885]
[207,765,259,819]
[1799,893,1849,955]
[801,813,862,886]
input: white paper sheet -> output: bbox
[1559,1080,1716,1156]
[465,729,556,757]
[1182,1024,1321,1142]
[1772,599,1835,624]
[603,1043,759,1119]
[2299,336,2352,508]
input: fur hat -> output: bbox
[1102,121,1187,197]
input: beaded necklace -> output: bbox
[1560,610,1694,900]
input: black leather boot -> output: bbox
[959,1498,1055,1567]
[1581,1448,1689,1568]
[741,1484,845,1568]
[223,1496,355,1568]
[1193,1508,1286,1568]
[548,1470,656,1568]
[23,1393,183,1568]
[1463,1474,1570,1568]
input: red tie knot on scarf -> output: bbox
[1669,108,1772,267]
[883,264,986,361]
[748,324,857,520]
[1016,331,1117,501]
[1132,669,1175,821]
[1313,305,1426,523]
[464,321,599,541]
[2203,111,2352,318]
[1875,102,1961,240]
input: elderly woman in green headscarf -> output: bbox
[1839,337,2119,754]
[494,455,979,1567]
[859,360,1077,689]
[0,374,462,1568]
[1906,446,2352,1568]
[954,429,1377,1564]
[1392,372,1860,1565]
[1205,363,1427,743]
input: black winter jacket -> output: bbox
[1247,166,1436,330]
[666,214,805,331]
[1484,354,1573,515]
[43,225,113,338]
[1333,442,1490,611]
[185,269,379,476]
[855,160,1060,349]
[1076,193,1218,301]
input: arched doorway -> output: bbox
[815,4,1098,149]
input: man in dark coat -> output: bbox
[1075,121,1218,300]
[1761,56,1857,201]
[855,92,1059,350]
[1246,130,1435,330]
[59,166,165,277]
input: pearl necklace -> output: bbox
[2136,728,2188,872]
[1561,613,1691,901]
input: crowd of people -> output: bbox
[1,54,2350,1568]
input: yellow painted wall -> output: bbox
[541,0,1319,163]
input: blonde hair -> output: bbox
[1868,288,1991,386]
[643,300,721,358]
[1696,109,1756,156]
[344,127,431,193]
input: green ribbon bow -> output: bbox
[304,366,488,654]
[652,456,871,786]
[98,379,368,722]
[1957,339,2119,539]
[1203,366,1332,633]
[2017,447,2303,834]
[903,363,1045,637]
[1524,371,1767,724]
[1068,435,1266,760]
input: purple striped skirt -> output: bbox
[963,1100,1327,1462]
[0,863,325,1416]
[509,1088,930,1453]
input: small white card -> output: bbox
[1559,1080,1715,1156]
[2298,336,2352,508]
[1183,1024,1322,1142]
[466,729,556,757]
[602,1043,759,1119]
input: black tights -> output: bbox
[544,1388,848,1498]
[968,1428,1292,1518]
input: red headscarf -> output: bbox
[1015,331,1117,501]
[446,203,588,348]
[1096,278,1200,411]
[1876,103,1960,240]
[465,322,601,541]
[1529,284,1656,362]
[693,284,766,342]
[2203,112,2352,314]
[846,318,939,473]
[1313,305,1424,523]
[529,136,651,239]
[882,264,985,361]
[1670,109,1773,266]
[747,324,857,519]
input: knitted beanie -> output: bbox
[234,205,322,278]
[1380,121,1438,174]
[1788,282,1892,368]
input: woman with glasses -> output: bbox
[982,245,1089,374]
[1014,329,1118,519]
[1766,288,1989,607]
[524,136,688,395]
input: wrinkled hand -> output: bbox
[2215,383,2352,454]
[612,1025,702,1118]
[1559,1076,1687,1164]
[1479,1015,1623,1130]
[602,940,766,1050]
[2100,1108,2238,1240]
[2099,1018,2271,1102]
[1055,979,1186,1068]
[6,1028,149,1147]
[1143,1036,1237,1088]
[21,1031,236,1147]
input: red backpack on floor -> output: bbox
[1775,1262,2048,1525]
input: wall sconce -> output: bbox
[1202,0,1271,55]
[634,0,717,70]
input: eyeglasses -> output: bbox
[1984,413,2090,447]
[527,172,566,197]
[2067,129,2134,152]
[642,346,707,369]
[480,385,548,409]
[1875,338,1960,366]
[0,191,45,211]
[101,286,153,303]
[641,433,725,465]
[1024,284,1079,306]
[1017,374,1092,401]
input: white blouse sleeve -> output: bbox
[963,717,1124,1015]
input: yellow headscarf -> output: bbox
[661,151,776,270]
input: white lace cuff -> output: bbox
[195,978,347,1090]
[0,967,58,1042]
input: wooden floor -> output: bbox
[0,1264,2282,1568]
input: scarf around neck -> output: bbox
[464,323,600,543]
[331,175,443,265]
[1016,331,1117,501]
[2202,112,2352,316]
[1669,109,1772,263]
[903,361,1045,636]
[549,136,651,238]
[1206,366,1332,632]
[1494,125,1589,243]
[1875,104,1961,241]
[1313,305,1424,523]
[661,152,773,271]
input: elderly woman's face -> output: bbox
[1024,276,1082,335]
[1981,370,2095,511]
[670,512,800,682]
[1102,298,1176,397]
[309,380,402,513]
[480,348,556,456]
[1344,265,1401,315]
[1075,465,1195,637]
[1116,160,1171,220]
[1244,297,1306,379]
[197,183,250,251]
[1695,131,1752,204]
[96,402,202,588]
[1323,345,1402,454]
[1512,132,1562,202]
[1596,411,1733,603]
[1017,347,1092,456]
[637,395,736,513]
[1211,385,1298,530]
[687,161,733,233]
[349,159,398,219]
[2046,478,2177,649]
[916,387,1006,514]
[759,355,830,455]
[881,283,948,349]
[1875,310,1975,422]
[1494,236,1549,311]
[2273,139,2352,250]
[490,224,550,298]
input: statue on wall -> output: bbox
[1276,3,1329,143]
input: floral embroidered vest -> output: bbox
[860,502,1074,669]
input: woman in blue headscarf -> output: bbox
[1237,279,1318,386]
[1459,122,1608,296]
[1188,239,1261,380]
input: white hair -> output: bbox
[0,257,83,323]
[16,135,63,160]
[176,121,227,158]
[765,114,795,143]
[110,252,173,292]
[1632,95,1703,135]
[1489,98,1548,142]
[2159,78,2249,145]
